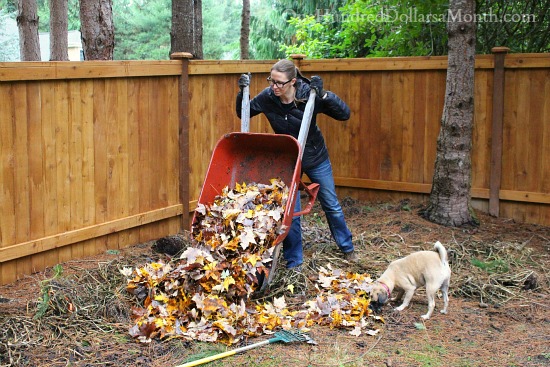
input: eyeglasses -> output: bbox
[267,76,292,88]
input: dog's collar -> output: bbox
[378,281,391,297]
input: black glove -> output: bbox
[238,73,250,91]
[310,75,325,97]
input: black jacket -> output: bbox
[236,78,350,171]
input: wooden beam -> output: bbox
[329,177,550,204]
[188,60,275,75]
[499,190,550,204]
[504,54,550,68]
[489,47,509,216]
[333,177,432,193]
[171,52,193,232]
[299,57,449,71]
[2,54,547,82]
[0,205,184,263]
[0,61,182,81]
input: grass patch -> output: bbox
[181,343,227,366]
[407,344,446,367]
[470,258,510,273]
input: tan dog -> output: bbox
[369,241,451,319]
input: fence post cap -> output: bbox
[290,54,307,60]
[491,47,510,54]
[170,52,194,60]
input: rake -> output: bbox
[175,329,316,367]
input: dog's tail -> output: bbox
[434,241,448,265]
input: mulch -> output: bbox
[1,198,549,366]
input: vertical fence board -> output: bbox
[93,79,108,251]
[40,81,59,268]
[513,71,531,222]
[27,82,46,274]
[104,79,120,250]
[318,71,352,178]
[54,81,72,262]
[472,70,491,191]
[348,71,362,179]
[379,72,393,180]
[542,71,550,225]
[166,77,181,235]
[401,71,415,182]
[390,73,404,182]
[0,83,16,284]
[13,83,32,279]
[127,78,140,245]
[526,70,546,223]
[116,78,130,248]
[69,80,84,259]
[501,70,517,194]
[500,69,517,221]
[105,78,119,251]
[153,77,169,238]
[189,75,211,201]
[412,72,427,183]
[150,77,163,220]
[138,78,152,240]
[367,72,382,182]
[14,83,30,244]
[81,79,97,257]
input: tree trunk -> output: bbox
[50,0,69,61]
[80,0,114,60]
[17,0,40,61]
[193,0,203,59]
[422,0,477,227]
[240,0,250,60]
[171,0,202,59]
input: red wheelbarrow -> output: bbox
[191,76,319,294]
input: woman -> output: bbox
[236,59,356,268]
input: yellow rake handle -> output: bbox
[175,340,270,367]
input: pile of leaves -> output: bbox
[125,179,378,345]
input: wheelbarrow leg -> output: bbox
[259,243,283,294]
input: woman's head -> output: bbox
[269,59,298,98]
[271,59,297,80]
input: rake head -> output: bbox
[273,329,317,345]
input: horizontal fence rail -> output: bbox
[1,51,549,285]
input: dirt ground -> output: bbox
[1,198,549,367]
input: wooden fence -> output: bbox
[1,51,549,285]
[0,61,185,285]
[186,52,550,224]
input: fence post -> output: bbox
[290,53,306,70]
[170,52,193,230]
[489,46,510,217]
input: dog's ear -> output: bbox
[377,290,388,304]
[370,288,388,304]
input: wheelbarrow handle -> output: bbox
[293,181,320,217]
[241,73,251,133]
[297,89,316,159]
